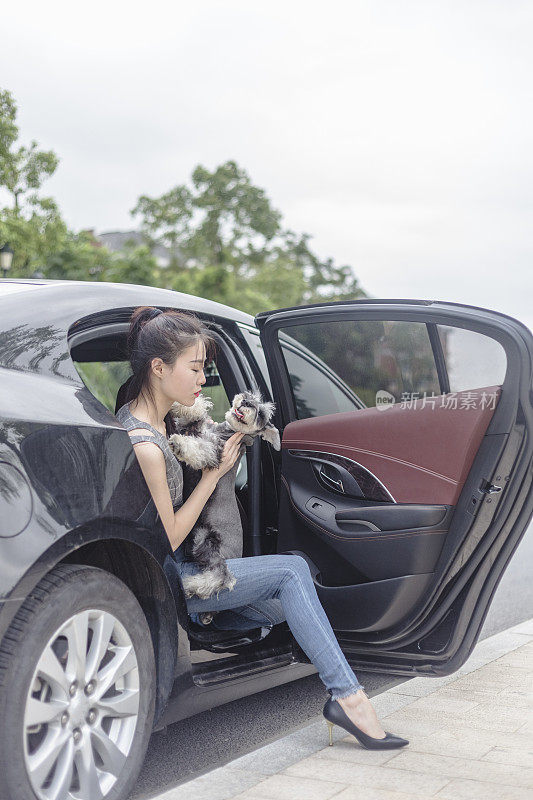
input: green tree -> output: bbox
[0,197,67,276]
[44,230,112,280]
[100,242,159,286]
[132,160,366,314]
[0,88,65,275]
[1,89,367,308]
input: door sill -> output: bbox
[192,647,294,686]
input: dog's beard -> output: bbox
[232,405,257,427]
[225,407,257,434]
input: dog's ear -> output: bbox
[260,424,281,451]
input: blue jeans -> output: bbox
[177,554,365,700]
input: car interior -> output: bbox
[276,383,502,635]
[69,320,288,661]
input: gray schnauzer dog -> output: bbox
[168,391,280,617]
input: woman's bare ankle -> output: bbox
[337,688,367,709]
[336,689,386,738]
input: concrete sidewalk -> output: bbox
[153,619,533,800]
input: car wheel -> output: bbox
[0,563,156,800]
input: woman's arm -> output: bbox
[131,432,244,551]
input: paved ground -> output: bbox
[150,618,533,800]
[132,524,533,797]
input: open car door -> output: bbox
[255,300,533,677]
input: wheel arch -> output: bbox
[60,535,179,723]
[1,520,181,724]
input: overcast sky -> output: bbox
[2,1,532,330]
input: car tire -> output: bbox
[0,563,156,800]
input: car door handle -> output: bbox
[318,464,344,493]
[311,460,365,498]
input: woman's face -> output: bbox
[155,339,207,406]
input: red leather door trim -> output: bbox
[282,386,501,505]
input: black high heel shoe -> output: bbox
[323,696,409,750]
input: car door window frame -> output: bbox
[68,310,269,557]
[69,316,252,409]
[259,307,517,430]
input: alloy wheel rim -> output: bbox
[23,608,140,800]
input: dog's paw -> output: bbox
[168,433,188,456]
[225,573,237,592]
[170,394,213,423]
[181,575,197,599]
[182,568,236,600]
[260,423,281,451]
[181,571,220,600]
[169,434,219,469]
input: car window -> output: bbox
[236,324,273,395]
[280,340,364,419]
[201,361,231,422]
[75,360,133,412]
[437,325,507,391]
[277,319,441,419]
[74,357,230,419]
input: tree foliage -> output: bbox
[0,88,65,274]
[1,90,366,314]
[132,160,366,313]
[0,90,59,211]
[0,89,155,282]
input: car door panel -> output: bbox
[256,301,533,675]
[275,382,499,632]
[318,572,433,633]
[335,504,449,529]
[294,552,435,632]
[282,384,502,506]
[289,449,393,502]
[279,462,450,630]
[279,464,452,582]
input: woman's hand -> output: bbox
[202,432,245,483]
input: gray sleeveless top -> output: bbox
[115,402,184,510]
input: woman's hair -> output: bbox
[118,306,217,435]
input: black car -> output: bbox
[0,279,531,800]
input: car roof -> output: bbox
[0,279,256,327]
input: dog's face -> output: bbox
[227,391,273,430]
[225,391,280,449]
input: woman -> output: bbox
[115,305,409,750]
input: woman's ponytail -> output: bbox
[121,305,216,435]
[127,307,162,368]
